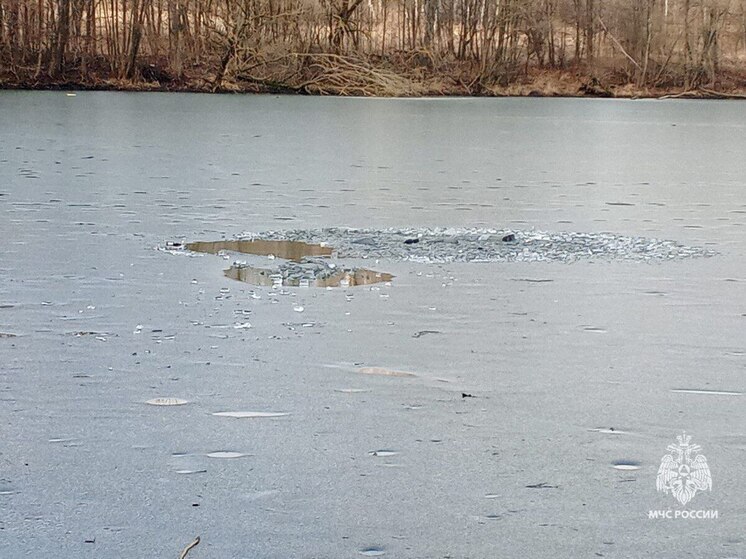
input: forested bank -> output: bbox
[1,0,746,96]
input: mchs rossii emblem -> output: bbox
[656,432,712,506]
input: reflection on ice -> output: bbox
[225,263,393,288]
[188,239,394,287]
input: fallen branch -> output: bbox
[597,16,642,71]
[234,74,306,93]
[658,88,746,100]
[658,89,700,99]
[698,87,746,99]
[179,536,200,559]
[293,52,423,96]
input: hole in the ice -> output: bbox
[188,239,393,288]
[225,264,393,288]
[186,239,333,261]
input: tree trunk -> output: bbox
[4,0,20,67]
[125,0,145,79]
[585,0,594,71]
[423,0,437,47]
[50,0,71,77]
[169,0,184,77]
[684,0,692,88]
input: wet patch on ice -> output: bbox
[368,450,399,457]
[48,437,78,444]
[145,397,189,406]
[212,411,289,418]
[588,427,631,435]
[670,388,742,396]
[359,366,417,378]
[206,451,250,459]
[68,330,111,337]
[0,480,19,496]
[359,546,386,556]
[525,482,559,489]
[611,460,641,470]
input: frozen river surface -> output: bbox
[0,92,744,558]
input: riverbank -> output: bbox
[3,65,746,99]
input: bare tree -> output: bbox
[2,0,746,93]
